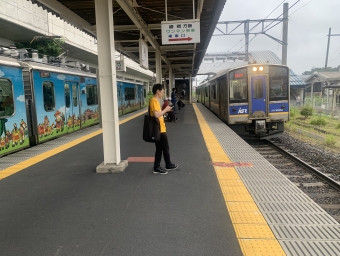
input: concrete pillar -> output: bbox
[146,81,151,95]
[311,82,314,108]
[169,67,173,97]
[189,74,192,104]
[95,0,127,173]
[155,51,162,83]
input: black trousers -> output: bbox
[154,132,171,168]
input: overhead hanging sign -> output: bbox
[161,19,200,45]
[116,60,126,71]
[139,38,149,69]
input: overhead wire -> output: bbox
[204,0,286,75]
[289,0,314,16]
[263,0,301,33]
[226,0,287,53]
[248,0,285,32]
[203,0,307,79]
[237,0,302,52]
[328,46,340,63]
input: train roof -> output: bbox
[197,63,289,87]
[0,55,22,68]
[199,50,306,88]
[19,60,97,78]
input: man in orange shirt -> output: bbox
[150,84,178,174]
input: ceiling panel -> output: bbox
[30,0,226,77]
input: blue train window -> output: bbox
[64,83,70,108]
[0,78,15,117]
[86,85,98,105]
[124,87,135,101]
[72,84,78,107]
[43,81,55,111]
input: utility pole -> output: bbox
[325,28,340,69]
[282,3,289,65]
[213,3,288,63]
[325,28,331,69]
[244,20,249,62]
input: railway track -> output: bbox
[247,139,340,223]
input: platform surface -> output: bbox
[1,103,339,256]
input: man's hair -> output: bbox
[152,83,164,94]
[172,88,176,91]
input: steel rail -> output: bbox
[267,140,340,192]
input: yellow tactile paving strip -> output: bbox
[0,110,147,181]
[192,104,286,256]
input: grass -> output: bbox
[287,108,340,151]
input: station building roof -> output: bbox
[28,0,226,78]
[305,72,340,89]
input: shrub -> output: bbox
[336,123,340,129]
[300,106,314,119]
[324,135,336,147]
[310,117,327,126]
[290,107,297,118]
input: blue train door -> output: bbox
[250,76,267,116]
[65,82,80,132]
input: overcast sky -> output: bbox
[205,0,340,75]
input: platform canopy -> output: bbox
[29,0,226,77]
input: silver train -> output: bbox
[196,63,290,138]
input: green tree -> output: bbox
[15,38,65,57]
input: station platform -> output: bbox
[0,103,339,256]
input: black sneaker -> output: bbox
[165,164,178,171]
[153,166,168,175]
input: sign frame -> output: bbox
[161,19,200,45]
[116,60,126,72]
[139,38,149,69]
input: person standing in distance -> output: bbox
[150,84,178,174]
[171,88,177,112]
[296,94,301,106]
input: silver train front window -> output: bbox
[254,79,263,99]
[269,66,289,100]
[229,68,247,103]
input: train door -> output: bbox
[208,84,211,109]
[250,76,267,117]
[117,84,123,115]
[140,86,143,109]
[219,79,227,120]
[64,82,80,132]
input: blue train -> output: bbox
[196,63,290,138]
[0,53,146,157]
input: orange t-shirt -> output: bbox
[149,97,166,133]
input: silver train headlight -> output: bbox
[252,67,257,72]
[259,66,264,71]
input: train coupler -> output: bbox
[254,120,266,135]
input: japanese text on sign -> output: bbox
[161,19,200,45]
